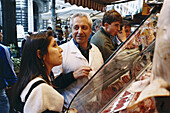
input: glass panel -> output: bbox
[68,6,160,113]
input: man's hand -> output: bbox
[117,26,126,42]
[73,66,92,79]
[68,108,78,113]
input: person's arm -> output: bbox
[102,41,117,62]
[53,66,92,88]
[0,46,17,88]
[53,72,76,88]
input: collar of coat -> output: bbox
[73,38,92,51]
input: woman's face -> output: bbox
[43,37,63,70]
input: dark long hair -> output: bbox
[13,31,53,110]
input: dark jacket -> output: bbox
[0,44,17,89]
[90,27,119,62]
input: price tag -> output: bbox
[110,91,134,112]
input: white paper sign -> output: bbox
[110,91,134,112]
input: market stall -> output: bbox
[66,4,162,113]
[64,0,135,11]
[41,5,99,20]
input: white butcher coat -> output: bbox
[52,39,104,105]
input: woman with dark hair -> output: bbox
[12,31,64,113]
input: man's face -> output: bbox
[125,26,131,38]
[72,16,92,48]
[56,32,63,40]
[105,21,120,37]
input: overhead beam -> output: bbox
[92,0,136,5]
[110,0,136,5]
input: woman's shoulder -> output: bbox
[20,77,46,101]
[24,77,62,96]
[22,77,64,112]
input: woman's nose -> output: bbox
[59,47,63,53]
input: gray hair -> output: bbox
[92,19,102,31]
[70,12,93,29]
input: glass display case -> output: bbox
[66,4,162,113]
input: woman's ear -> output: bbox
[37,50,41,59]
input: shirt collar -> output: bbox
[73,38,92,51]
[73,38,79,47]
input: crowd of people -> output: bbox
[0,8,148,113]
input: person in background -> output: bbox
[55,29,67,46]
[47,26,52,31]
[117,20,132,42]
[0,32,3,43]
[90,10,123,62]
[124,21,132,38]
[0,43,17,113]
[46,26,54,35]
[52,12,104,105]
[12,31,65,113]
[88,19,102,41]
[68,33,73,41]
[0,26,3,44]
[64,25,69,41]
[20,32,32,56]
[119,20,136,49]
[56,25,62,31]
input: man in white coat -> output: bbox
[52,12,104,106]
